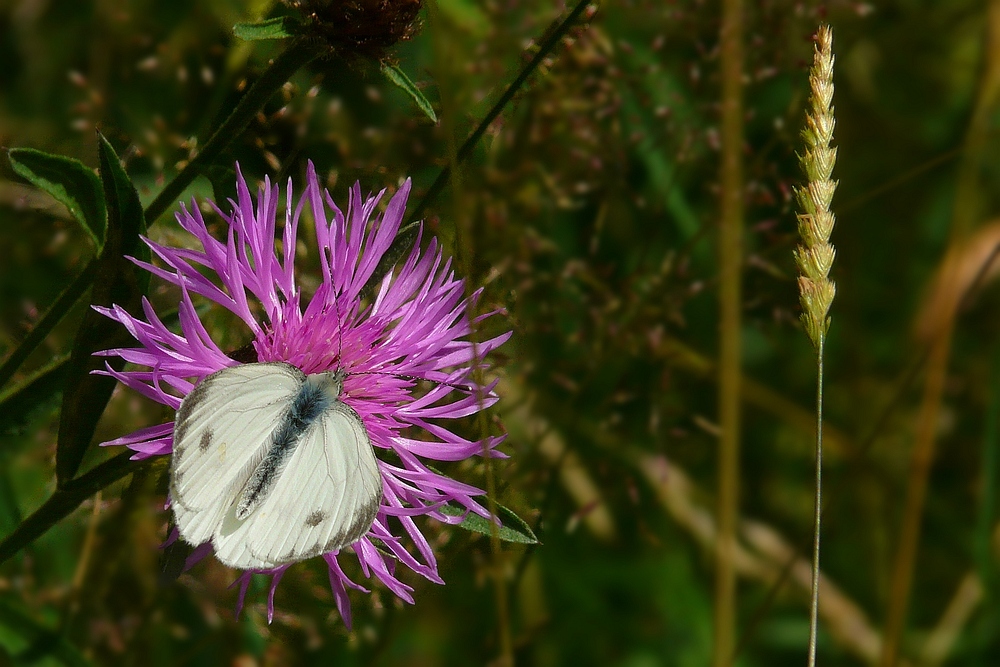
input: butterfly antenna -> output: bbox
[350,370,477,393]
[333,282,345,373]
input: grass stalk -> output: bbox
[714,0,744,664]
[793,25,838,667]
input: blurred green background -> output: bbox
[2,0,1000,665]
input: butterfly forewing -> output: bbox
[213,399,382,569]
[170,363,305,549]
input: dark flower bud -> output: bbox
[290,0,423,63]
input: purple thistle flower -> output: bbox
[95,161,510,625]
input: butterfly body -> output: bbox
[170,362,382,569]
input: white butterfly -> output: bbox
[169,361,382,570]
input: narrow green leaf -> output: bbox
[54,134,149,486]
[440,502,538,544]
[8,147,107,249]
[234,16,300,41]
[382,64,438,123]
[158,532,193,585]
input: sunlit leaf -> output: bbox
[7,148,107,249]
[382,64,438,124]
[440,502,538,544]
[233,16,300,41]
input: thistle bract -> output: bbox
[96,161,509,625]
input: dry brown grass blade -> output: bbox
[919,571,984,666]
[913,221,1000,343]
[499,369,890,663]
[636,453,903,667]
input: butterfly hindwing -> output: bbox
[212,397,382,569]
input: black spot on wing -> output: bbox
[173,370,218,448]
[198,429,212,452]
[305,510,326,527]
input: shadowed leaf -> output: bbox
[0,355,68,436]
[205,164,239,207]
[55,134,149,487]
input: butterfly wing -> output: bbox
[170,362,305,549]
[212,399,382,569]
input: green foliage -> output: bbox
[439,502,538,544]
[233,17,301,42]
[1,1,1000,665]
[7,148,107,250]
[54,135,149,486]
[381,64,438,123]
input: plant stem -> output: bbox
[714,0,744,664]
[807,335,824,667]
[0,262,96,391]
[364,0,594,294]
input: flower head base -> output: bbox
[293,0,423,63]
[96,162,509,625]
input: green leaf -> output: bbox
[54,134,149,486]
[440,502,538,544]
[158,533,193,585]
[7,147,107,249]
[233,16,300,41]
[382,64,438,123]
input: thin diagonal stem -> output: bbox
[144,38,321,223]
[0,453,152,565]
[0,261,96,391]
[405,0,591,226]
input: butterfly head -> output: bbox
[307,367,348,400]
